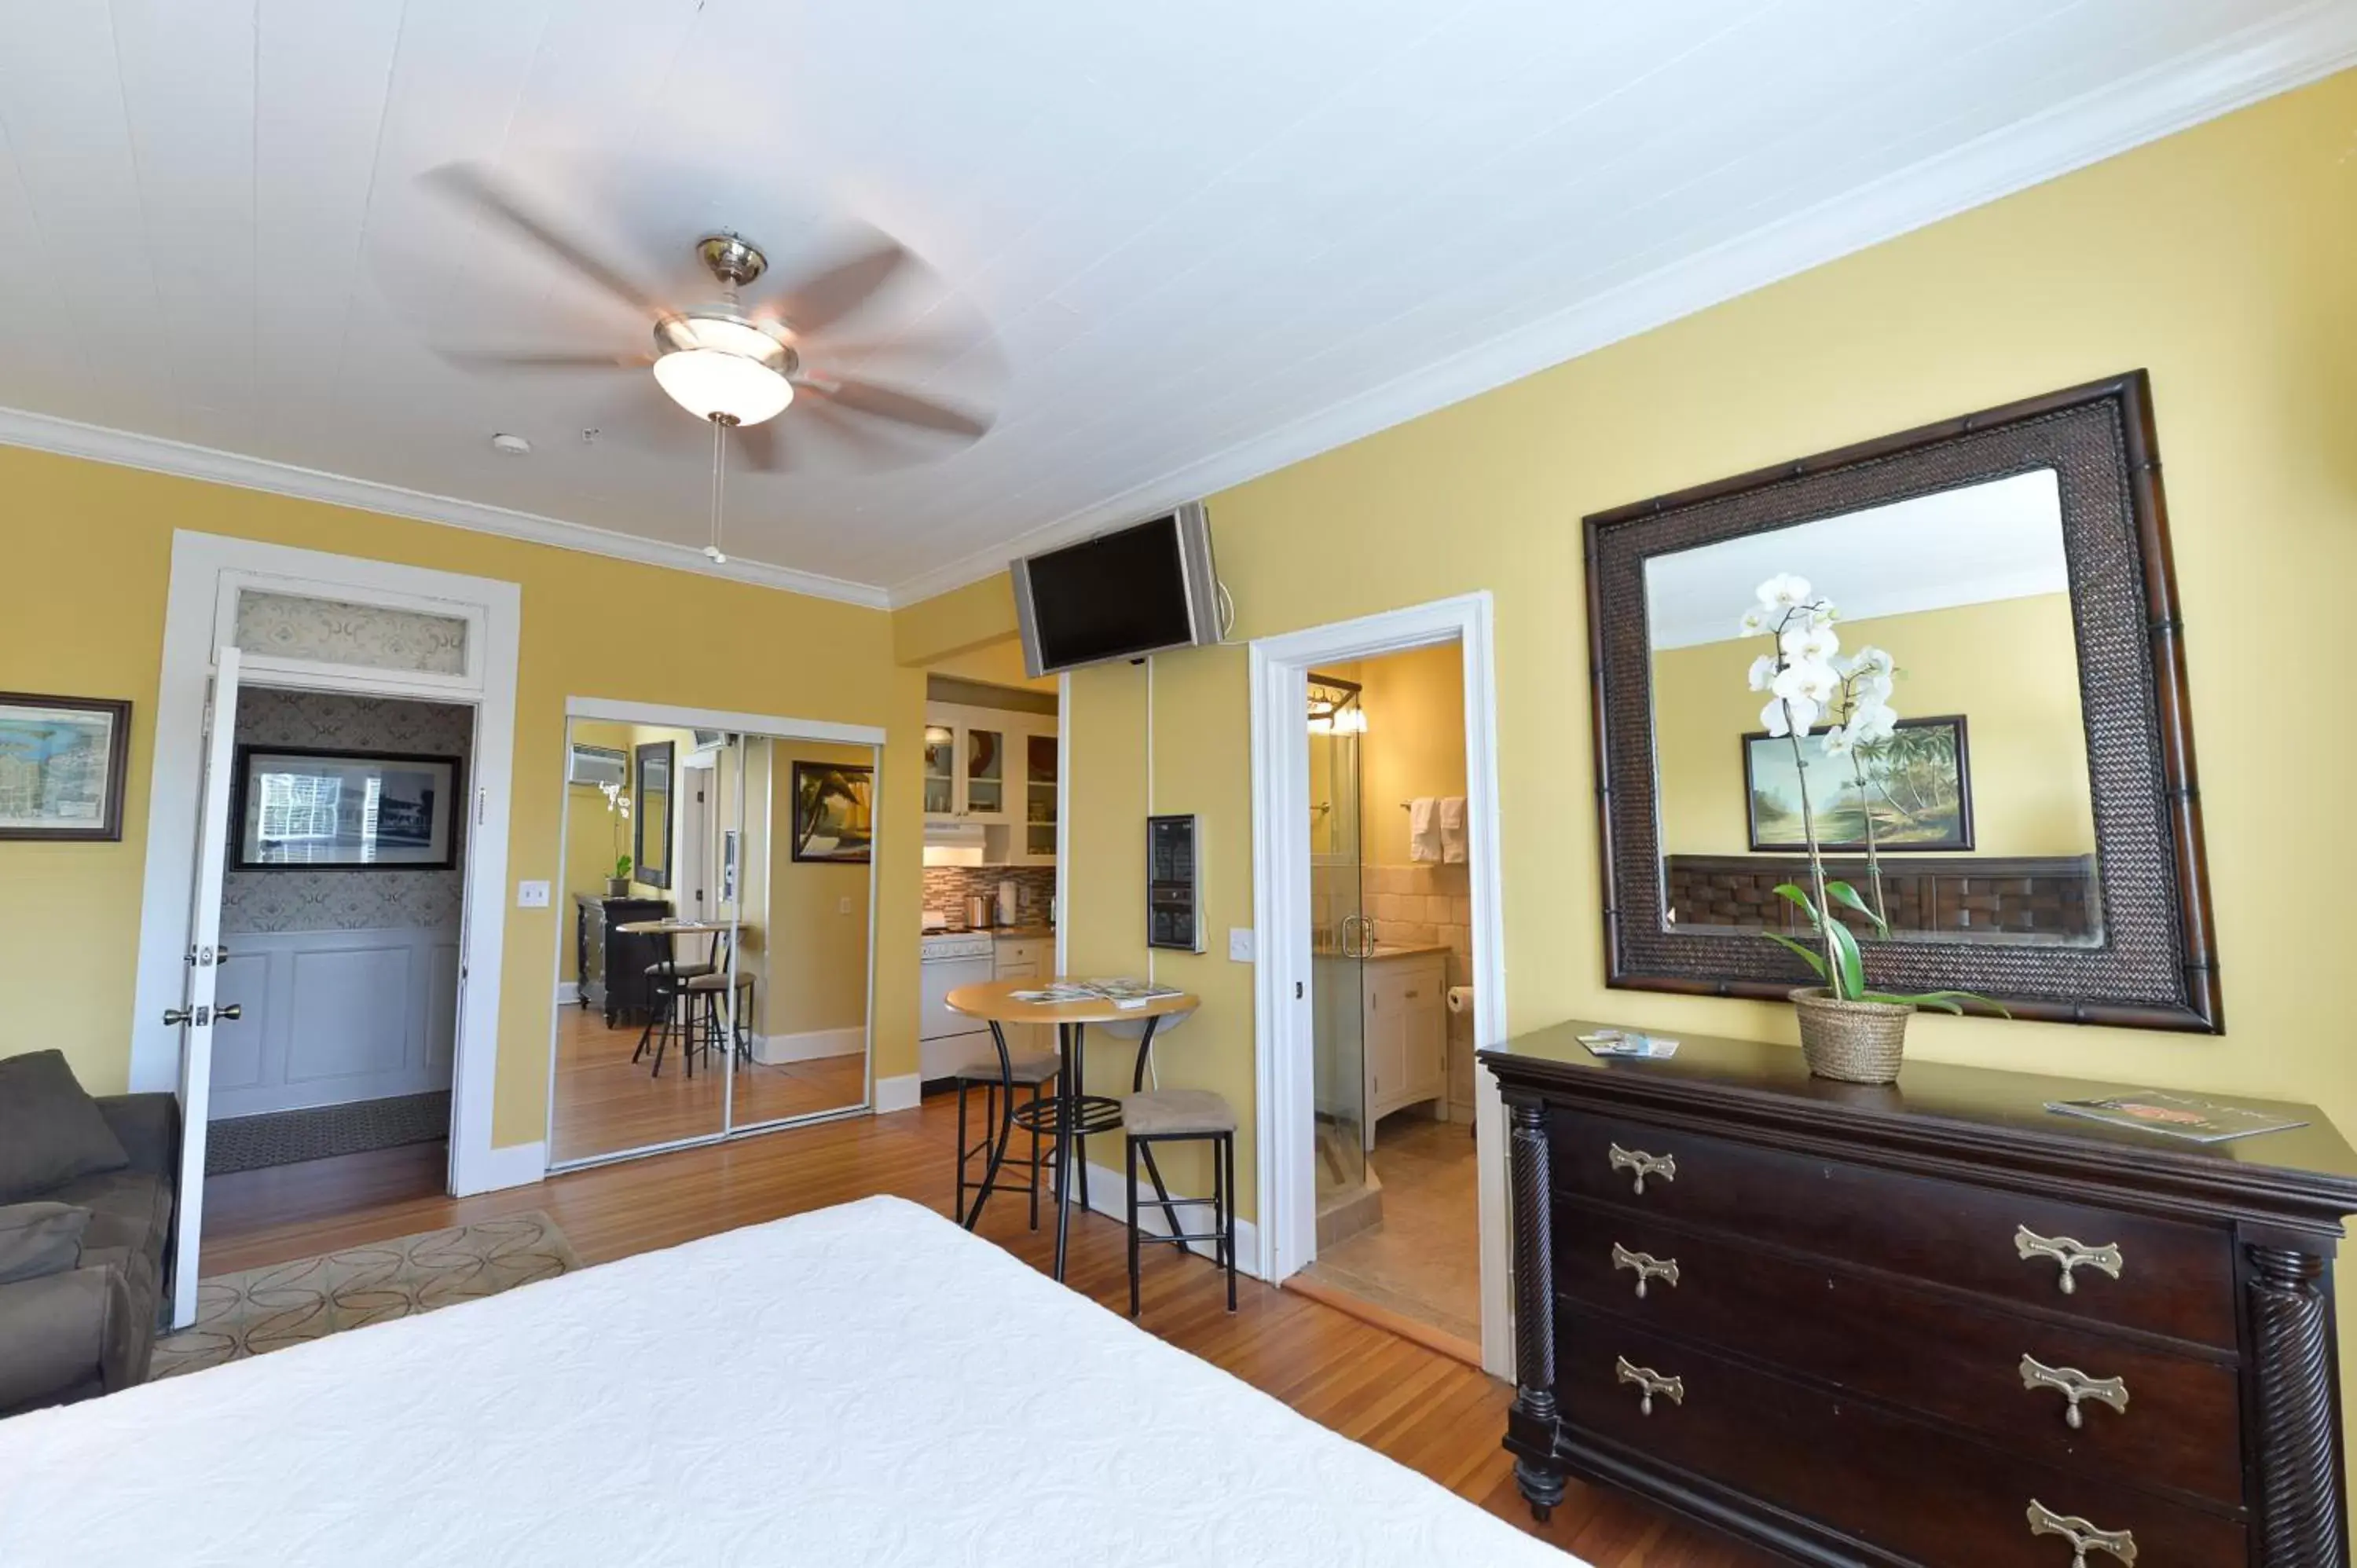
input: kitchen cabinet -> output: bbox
[994,935,1053,1056]
[1365,952,1446,1133]
[924,702,1058,865]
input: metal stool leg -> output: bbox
[1223,1130,1238,1311]
[1028,1079,1043,1231]
[955,1075,972,1224]
[1126,1135,1142,1318]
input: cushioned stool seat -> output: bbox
[955,1052,1060,1086]
[1120,1089,1237,1138]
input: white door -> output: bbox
[167,646,244,1328]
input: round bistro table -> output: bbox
[944,980,1200,1282]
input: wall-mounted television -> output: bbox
[1010,503,1219,676]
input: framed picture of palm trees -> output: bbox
[791,761,874,863]
[1743,714,1973,853]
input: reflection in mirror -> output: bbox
[553,719,725,1165]
[1644,470,2103,948]
[725,736,874,1131]
[633,741,673,888]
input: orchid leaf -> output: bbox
[1771,883,1824,929]
[1761,931,1827,980]
[1860,988,2011,1018]
[1823,879,1889,938]
[1824,917,1866,1000]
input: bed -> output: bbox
[0,1196,1578,1566]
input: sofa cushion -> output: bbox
[0,1050,130,1203]
[46,1171,171,1273]
[0,1202,90,1285]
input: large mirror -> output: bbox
[1587,373,2219,1031]
[551,719,874,1167]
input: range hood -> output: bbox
[922,820,988,866]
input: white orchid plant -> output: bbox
[1743,573,1994,1017]
[599,781,633,881]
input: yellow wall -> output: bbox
[926,636,1057,694]
[1356,643,1468,868]
[1011,70,2357,1247]
[758,738,876,1039]
[1652,595,2095,857]
[0,449,925,1144]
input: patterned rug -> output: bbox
[207,1091,451,1176]
[148,1212,581,1379]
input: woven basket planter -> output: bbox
[1790,988,1912,1084]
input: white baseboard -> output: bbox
[873,1073,922,1114]
[555,980,580,1005]
[1080,1159,1263,1281]
[753,1025,864,1066]
[460,1139,547,1196]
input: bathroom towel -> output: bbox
[1408,797,1442,863]
[1440,796,1468,863]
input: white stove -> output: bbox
[919,931,998,1079]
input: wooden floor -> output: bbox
[203,1094,1765,1567]
[546,1003,867,1165]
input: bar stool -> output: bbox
[955,1050,1061,1230]
[632,932,717,1077]
[1120,1088,1238,1317]
[684,968,757,1075]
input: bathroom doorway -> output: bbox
[1247,592,1509,1377]
[1298,654,1482,1355]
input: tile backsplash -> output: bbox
[922,866,1056,926]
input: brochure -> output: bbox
[2044,1090,2307,1145]
[1007,978,1186,1010]
[1578,1029,1681,1061]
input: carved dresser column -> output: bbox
[1507,1095,1567,1520]
[2248,1244,2348,1566]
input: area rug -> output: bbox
[148,1212,582,1379]
[206,1090,451,1176]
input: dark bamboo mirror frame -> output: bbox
[1585,371,2220,1031]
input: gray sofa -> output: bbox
[0,1050,178,1416]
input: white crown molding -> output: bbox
[883,2,2357,607]
[0,404,892,610]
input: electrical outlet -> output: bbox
[515,880,551,909]
[838,896,853,915]
[1228,927,1256,962]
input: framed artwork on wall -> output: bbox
[1743,715,1973,853]
[0,692,133,842]
[792,761,874,863]
[232,746,463,870]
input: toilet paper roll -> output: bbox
[1445,984,1475,1017]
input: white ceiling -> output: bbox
[0,2,2350,607]
[1644,469,2069,649]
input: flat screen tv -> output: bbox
[1010,503,1220,676]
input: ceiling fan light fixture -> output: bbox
[651,313,795,425]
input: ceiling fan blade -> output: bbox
[767,241,912,337]
[797,376,992,440]
[436,347,652,372]
[422,163,668,319]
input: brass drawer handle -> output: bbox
[1607,1143,1676,1196]
[2026,1500,2136,1565]
[2015,1225,2123,1295]
[2020,1354,2129,1431]
[1611,1242,1680,1299]
[1613,1355,1684,1416]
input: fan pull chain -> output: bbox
[705,413,735,564]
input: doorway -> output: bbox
[1248,593,1510,1376]
[200,687,475,1223]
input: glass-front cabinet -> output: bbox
[922,702,1056,863]
[1024,733,1058,861]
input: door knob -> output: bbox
[215,1004,243,1021]
[162,1007,192,1026]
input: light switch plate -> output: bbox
[838,896,853,915]
[1227,927,1255,962]
[516,880,551,909]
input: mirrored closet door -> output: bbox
[549,718,874,1169]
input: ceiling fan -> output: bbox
[421,162,997,563]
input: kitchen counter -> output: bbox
[926,923,1056,940]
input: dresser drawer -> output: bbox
[1549,1105,2238,1348]
[1554,1302,2248,1568]
[1553,1207,2245,1504]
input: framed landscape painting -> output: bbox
[0,692,132,841]
[1743,715,1974,853]
[233,746,463,870]
[792,761,874,863]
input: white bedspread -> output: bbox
[0,1196,1577,1566]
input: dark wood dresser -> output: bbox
[1480,1022,2357,1566]
[573,893,670,1026]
